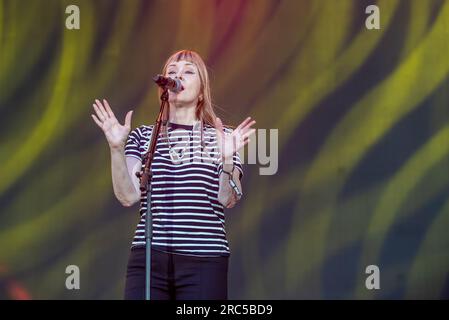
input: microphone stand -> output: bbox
[136,88,169,300]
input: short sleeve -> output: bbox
[124,127,143,161]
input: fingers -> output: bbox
[92,102,106,122]
[215,116,223,128]
[215,117,225,158]
[93,99,109,120]
[215,117,224,136]
[232,129,254,151]
[240,119,256,134]
[124,110,133,128]
[241,128,256,140]
[235,117,252,131]
[241,136,251,147]
[91,114,103,128]
[234,117,256,139]
[102,99,115,118]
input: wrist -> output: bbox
[222,163,234,174]
[110,144,125,152]
[222,153,233,164]
[220,153,234,173]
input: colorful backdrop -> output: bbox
[0,0,448,299]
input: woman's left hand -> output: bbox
[215,116,256,162]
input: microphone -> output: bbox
[153,74,184,93]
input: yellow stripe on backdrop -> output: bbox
[0,25,79,195]
[286,1,449,298]
[0,143,111,270]
[228,0,400,298]
[0,1,56,103]
[355,124,449,298]
[405,198,449,299]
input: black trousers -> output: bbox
[124,246,229,300]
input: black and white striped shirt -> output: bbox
[124,122,243,257]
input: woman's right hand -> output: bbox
[91,99,133,150]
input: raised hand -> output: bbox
[91,99,133,149]
[215,116,256,163]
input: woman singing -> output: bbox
[91,50,256,300]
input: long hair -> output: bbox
[158,50,219,149]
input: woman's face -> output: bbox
[165,60,202,106]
